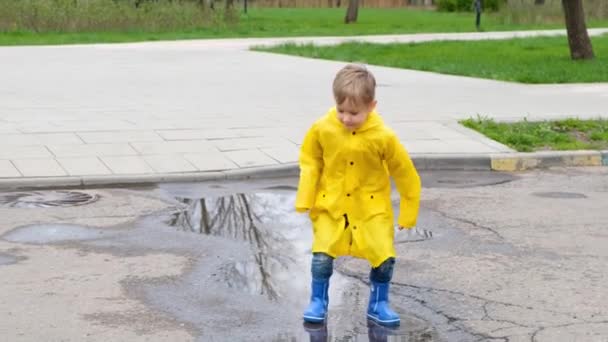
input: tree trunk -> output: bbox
[344,0,359,24]
[562,0,594,60]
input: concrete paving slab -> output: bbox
[143,155,198,173]
[48,143,138,157]
[99,156,154,174]
[0,133,83,146]
[156,129,242,141]
[77,131,163,144]
[0,134,40,146]
[17,123,61,134]
[12,158,67,177]
[213,137,294,152]
[57,157,112,176]
[183,152,238,171]
[404,139,502,154]
[51,120,137,131]
[0,123,20,134]
[0,160,21,178]
[225,149,280,168]
[261,145,301,164]
[130,141,215,155]
[0,146,54,159]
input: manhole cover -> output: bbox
[532,192,587,199]
[0,191,99,208]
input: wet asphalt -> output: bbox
[0,171,519,341]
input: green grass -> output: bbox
[1,8,608,46]
[256,34,608,83]
[461,117,608,152]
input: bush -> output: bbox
[0,0,238,33]
[437,0,504,12]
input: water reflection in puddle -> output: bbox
[166,192,311,301]
[301,320,434,342]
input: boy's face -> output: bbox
[336,99,377,131]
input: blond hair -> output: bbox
[332,64,376,107]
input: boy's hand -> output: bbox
[400,226,433,240]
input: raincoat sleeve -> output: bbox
[385,133,421,228]
[295,124,323,213]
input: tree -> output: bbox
[562,0,594,60]
[344,0,359,24]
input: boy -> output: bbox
[296,64,421,327]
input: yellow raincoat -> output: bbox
[296,107,421,267]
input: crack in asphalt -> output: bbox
[425,206,504,240]
[530,320,608,342]
[336,265,589,342]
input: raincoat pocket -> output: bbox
[310,192,329,220]
[311,191,343,220]
[357,190,392,219]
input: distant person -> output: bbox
[296,64,421,327]
[474,0,483,30]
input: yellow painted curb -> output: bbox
[491,152,602,172]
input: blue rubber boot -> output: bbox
[367,281,400,327]
[303,279,329,323]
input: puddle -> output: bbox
[160,188,440,341]
[0,253,18,266]
[0,191,99,208]
[300,319,435,342]
[2,224,110,244]
[165,190,436,298]
[532,191,587,199]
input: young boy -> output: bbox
[296,64,421,327]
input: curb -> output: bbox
[490,150,606,172]
[0,165,300,191]
[0,151,606,191]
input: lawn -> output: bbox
[256,34,608,83]
[1,7,608,46]
[461,117,608,152]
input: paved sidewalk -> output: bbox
[1,29,607,185]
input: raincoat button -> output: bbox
[352,131,356,135]
[370,195,374,199]
[350,161,354,166]
[353,226,357,230]
[347,193,351,197]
